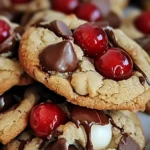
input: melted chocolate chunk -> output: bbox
[139,76,145,85]
[45,138,67,150]
[49,20,73,39]
[18,140,28,150]
[45,138,80,150]
[71,106,109,150]
[104,11,121,28]
[117,134,141,150]
[0,26,25,55]
[40,41,78,73]
[135,36,150,56]
[0,91,16,112]
[34,20,72,39]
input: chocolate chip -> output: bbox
[40,41,78,73]
[0,91,16,113]
[0,26,24,56]
[71,106,109,125]
[49,20,72,39]
[117,134,141,150]
[34,20,72,39]
[135,36,150,56]
[104,11,121,28]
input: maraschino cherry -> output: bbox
[30,103,67,138]
[134,11,150,34]
[73,23,108,57]
[51,0,79,14]
[0,19,11,44]
[10,0,31,4]
[95,48,133,80]
[75,3,103,22]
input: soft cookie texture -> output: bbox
[3,131,43,150]
[0,86,40,145]
[3,111,145,150]
[19,12,150,112]
[0,16,33,94]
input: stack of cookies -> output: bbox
[0,0,149,150]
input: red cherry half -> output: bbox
[95,48,133,80]
[51,0,79,14]
[30,103,67,138]
[134,11,150,34]
[10,0,32,4]
[0,19,11,44]
[73,23,108,57]
[75,3,103,22]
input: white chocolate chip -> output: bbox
[91,123,112,150]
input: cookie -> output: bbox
[0,0,50,12]
[120,9,144,39]
[110,0,129,16]
[0,16,33,94]
[3,108,145,150]
[56,110,145,150]
[3,130,43,150]
[0,85,40,145]
[19,11,150,112]
[135,36,150,113]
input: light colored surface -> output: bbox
[138,112,150,144]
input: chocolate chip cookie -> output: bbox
[3,109,145,150]
[0,16,33,94]
[0,85,40,144]
[19,12,150,111]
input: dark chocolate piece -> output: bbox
[34,20,72,39]
[45,138,68,150]
[0,91,16,112]
[49,20,73,39]
[139,76,145,85]
[0,26,24,55]
[40,41,78,73]
[117,134,141,150]
[71,106,109,150]
[135,36,150,56]
[104,11,121,28]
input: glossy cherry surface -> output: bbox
[95,48,133,80]
[0,19,11,44]
[51,0,79,14]
[30,103,67,138]
[73,23,108,57]
[75,3,103,22]
[134,11,150,34]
